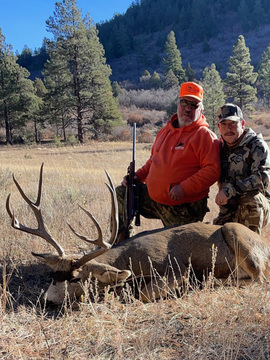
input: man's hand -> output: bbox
[121,174,139,187]
[169,184,186,201]
[215,190,228,206]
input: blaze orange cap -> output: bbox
[179,82,203,102]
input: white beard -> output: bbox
[178,107,202,127]
[178,118,194,127]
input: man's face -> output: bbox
[218,119,245,145]
[177,97,201,127]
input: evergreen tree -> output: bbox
[190,0,217,41]
[43,39,73,141]
[237,0,251,31]
[149,71,162,89]
[185,63,195,82]
[201,64,225,133]
[252,0,266,27]
[112,81,124,97]
[163,69,179,89]
[163,31,185,84]
[31,78,47,143]
[258,44,270,106]
[202,38,211,53]
[178,0,192,31]
[139,69,151,87]
[45,0,121,143]
[258,43,270,72]
[0,29,36,144]
[258,61,270,107]
[225,35,257,108]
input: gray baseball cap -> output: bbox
[217,103,243,124]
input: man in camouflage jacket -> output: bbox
[214,103,270,234]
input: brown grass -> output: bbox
[0,142,270,359]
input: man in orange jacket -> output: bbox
[116,82,221,240]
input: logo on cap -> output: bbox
[179,82,203,101]
[186,84,199,94]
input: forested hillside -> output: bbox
[15,0,270,85]
[1,0,270,145]
[96,0,270,83]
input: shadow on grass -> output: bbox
[0,259,63,316]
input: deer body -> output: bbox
[7,164,270,304]
[34,221,270,304]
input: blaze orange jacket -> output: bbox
[135,113,221,205]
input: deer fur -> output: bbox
[33,221,270,304]
[7,164,270,304]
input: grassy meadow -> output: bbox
[0,142,270,359]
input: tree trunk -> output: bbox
[34,118,38,143]
[72,51,84,143]
[4,101,12,145]
[62,115,66,142]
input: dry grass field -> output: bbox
[1,142,270,359]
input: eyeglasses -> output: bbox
[178,99,200,109]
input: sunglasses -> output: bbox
[178,99,200,109]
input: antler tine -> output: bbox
[105,170,119,246]
[6,164,65,256]
[12,162,44,207]
[67,204,109,248]
[72,171,119,268]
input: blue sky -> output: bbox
[0,0,133,53]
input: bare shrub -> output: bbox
[137,131,155,143]
[127,113,143,126]
[110,126,132,141]
[127,113,151,128]
[120,106,166,132]
[256,116,268,127]
[119,87,178,110]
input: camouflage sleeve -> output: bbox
[223,139,270,199]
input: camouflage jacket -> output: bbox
[220,128,270,204]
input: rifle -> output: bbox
[121,123,140,240]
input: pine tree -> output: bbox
[190,0,217,41]
[252,0,266,27]
[163,31,185,84]
[258,44,270,106]
[201,64,225,133]
[225,35,257,108]
[45,0,121,143]
[258,61,270,107]
[185,63,195,82]
[139,70,151,87]
[237,0,251,31]
[43,40,72,141]
[0,29,36,144]
[149,71,162,89]
[112,81,124,97]
[258,43,270,72]
[163,69,179,89]
[31,78,47,143]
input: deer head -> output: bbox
[6,164,131,304]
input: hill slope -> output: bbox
[107,21,270,85]
[95,0,270,85]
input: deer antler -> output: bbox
[71,170,119,269]
[6,163,65,256]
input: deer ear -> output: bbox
[70,268,83,283]
[31,252,60,266]
[97,269,131,285]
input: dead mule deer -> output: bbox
[6,164,270,304]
